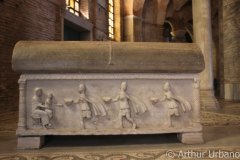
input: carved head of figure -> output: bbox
[34,88,43,97]
[48,93,53,99]
[121,82,127,91]
[163,82,171,92]
[78,84,86,94]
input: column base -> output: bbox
[178,132,204,144]
[17,136,45,149]
[200,89,219,110]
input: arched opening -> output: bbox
[185,21,193,43]
[163,21,174,42]
[184,32,192,43]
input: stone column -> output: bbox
[114,0,122,42]
[192,0,218,109]
[222,0,240,100]
[122,0,144,42]
[18,79,26,130]
[123,15,142,41]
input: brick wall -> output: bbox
[0,0,64,112]
[88,0,122,41]
[95,0,108,40]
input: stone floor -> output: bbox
[0,100,239,160]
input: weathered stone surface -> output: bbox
[12,41,205,73]
[15,73,203,148]
[13,41,204,148]
[178,132,204,144]
[17,136,45,149]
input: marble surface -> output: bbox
[16,74,202,140]
[12,41,204,73]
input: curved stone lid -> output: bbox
[12,41,205,73]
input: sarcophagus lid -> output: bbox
[12,41,204,73]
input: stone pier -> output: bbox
[192,0,219,109]
[222,0,240,101]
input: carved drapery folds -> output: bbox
[31,88,62,129]
[103,82,148,129]
[31,88,53,129]
[30,81,194,130]
[64,84,107,129]
[150,82,192,127]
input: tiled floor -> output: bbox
[0,100,239,159]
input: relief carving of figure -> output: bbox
[150,82,192,127]
[31,88,53,129]
[65,84,107,129]
[103,82,147,129]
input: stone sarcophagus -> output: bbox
[12,41,205,149]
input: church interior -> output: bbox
[0,0,240,159]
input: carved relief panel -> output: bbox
[150,82,192,127]
[25,74,197,134]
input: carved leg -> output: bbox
[132,122,137,129]
[166,109,171,127]
[169,116,173,127]
[178,132,204,144]
[126,114,136,129]
[82,117,86,129]
[17,136,45,149]
[92,117,98,125]
[167,113,172,127]
[119,114,123,128]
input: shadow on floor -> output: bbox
[45,133,179,147]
